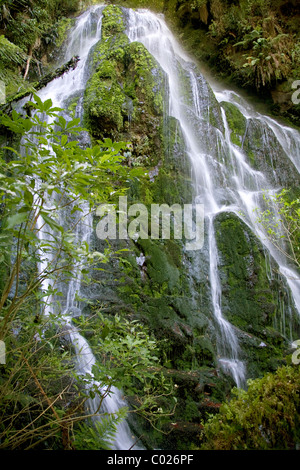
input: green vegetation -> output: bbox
[0,95,173,449]
[83,4,166,166]
[201,365,300,449]
[256,189,300,269]
[0,34,26,82]
[0,0,90,95]
[171,0,300,92]
[0,94,127,448]
[234,29,292,90]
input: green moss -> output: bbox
[55,17,73,49]
[83,5,167,151]
[84,71,126,137]
[214,212,300,376]
[138,239,181,295]
[221,101,247,147]
[93,33,129,68]
[215,213,275,328]
[125,41,165,116]
[101,5,125,38]
[201,365,300,450]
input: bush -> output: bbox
[201,365,300,449]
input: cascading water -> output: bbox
[23,5,142,450]
[125,8,300,387]
[126,8,247,386]
[213,89,300,314]
[208,215,245,388]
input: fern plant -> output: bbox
[234,30,292,89]
[73,409,129,450]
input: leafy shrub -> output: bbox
[201,365,300,449]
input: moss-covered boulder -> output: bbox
[83,5,167,166]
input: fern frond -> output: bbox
[73,407,128,450]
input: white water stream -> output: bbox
[32,5,142,450]
[126,8,300,388]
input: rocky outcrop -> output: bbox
[221,100,300,187]
[84,5,167,168]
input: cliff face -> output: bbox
[80,5,300,449]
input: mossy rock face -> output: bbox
[176,62,224,134]
[83,5,167,165]
[242,117,300,186]
[101,4,126,38]
[220,100,300,186]
[83,7,129,138]
[221,101,247,147]
[214,212,300,377]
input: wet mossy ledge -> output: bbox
[220,100,300,187]
[221,101,247,148]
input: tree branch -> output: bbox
[0,56,80,115]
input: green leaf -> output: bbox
[61,135,68,146]
[24,188,34,206]
[40,211,64,233]
[43,98,53,112]
[4,211,28,230]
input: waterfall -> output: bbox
[125,8,300,386]
[208,215,245,388]
[126,8,246,385]
[15,2,300,449]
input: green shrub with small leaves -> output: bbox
[201,365,300,450]
[256,189,300,270]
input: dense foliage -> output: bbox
[205,0,299,89]
[201,365,300,449]
[166,0,300,92]
[0,96,171,449]
[0,0,89,93]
